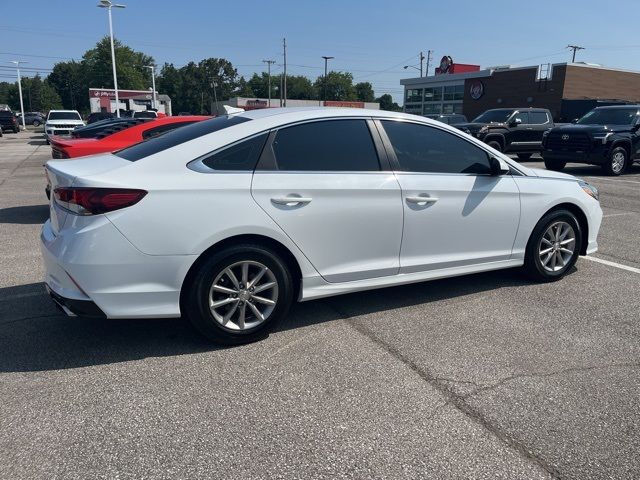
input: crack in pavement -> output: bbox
[323,300,561,479]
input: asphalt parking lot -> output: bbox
[1,131,639,479]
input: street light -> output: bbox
[97,0,126,117]
[262,59,275,107]
[321,56,334,106]
[9,61,26,129]
[144,65,156,110]
[403,65,421,74]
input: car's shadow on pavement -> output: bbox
[0,204,49,224]
[0,267,567,373]
[28,139,48,146]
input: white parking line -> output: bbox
[583,256,640,274]
[585,177,640,185]
[603,212,636,218]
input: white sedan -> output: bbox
[41,107,602,344]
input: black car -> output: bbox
[424,113,468,125]
[87,111,115,124]
[0,110,20,133]
[19,112,45,126]
[455,108,554,159]
[542,105,640,176]
[70,117,148,139]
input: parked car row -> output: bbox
[41,107,602,344]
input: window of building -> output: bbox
[405,89,423,103]
[381,120,492,175]
[271,120,380,171]
[423,103,442,114]
[405,105,423,114]
[424,87,442,102]
[200,133,268,170]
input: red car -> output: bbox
[49,115,211,159]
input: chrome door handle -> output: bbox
[271,196,312,206]
[406,195,439,206]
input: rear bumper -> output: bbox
[46,284,106,318]
[40,218,197,319]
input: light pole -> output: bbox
[97,0,126,117]
[262,59,275,107]
[403,65,421,75]
[144,65,156,110]
[9,61,26,129]
[321,56,334,106]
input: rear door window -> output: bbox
[270,119,380,171]
[529,112,550,124]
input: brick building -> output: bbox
[401,62,640,122]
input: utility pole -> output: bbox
[283,37,287,107]
[211,80,218,115]
[98,1,126,117]
[279,73,283,107]
[419,51,425,77]
[567,45,585,63]
[425,50,433,76]
[262,59,275,107]
[321,56,334,106]
[9,61,26,129]
[144,65,156,109]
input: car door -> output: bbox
[251,118,403,283]
[378,119,520,273]
[509,111,531,147]
[527,111,552,145]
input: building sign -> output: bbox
[246,99,268,109]
[324,101,365,108]
[89,88,152,100]
[435,56,453,75]
[469,80,484,100]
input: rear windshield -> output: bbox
[115,115,251,161]
[48,111,81,120]
[577,108,639,126]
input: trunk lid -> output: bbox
[45,153,132,234]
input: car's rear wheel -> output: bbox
[517,153,532,160]
[487,140,503,152]
[184,244,294,345]
[33,120,41,127]
[523,209,582,281]
[544,158,566,171]
[602,146,627,176]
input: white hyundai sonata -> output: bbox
[41,107,602,344]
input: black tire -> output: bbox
[487,140,503,152]
[602,146,627,176]
[523,209,582,282]
[517,153,532,160]
[13,127,19,133]
[184,244,294,345]
[33,120,40,127]
[544,158,566,172]
[45,136,49,144]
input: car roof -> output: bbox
[594,105,640,109]
[49,110,80,113]
[236,106,425,123]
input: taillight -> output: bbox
[53,187,147,215]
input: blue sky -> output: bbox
[1,0,639,104]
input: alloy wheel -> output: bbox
[208,260,279,331]
[539,221,576,272]
[611,151,626,174]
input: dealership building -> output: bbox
[89,88,172,115]
[401,59,640,121]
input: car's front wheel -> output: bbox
[602,146,627,176]
[523,209,582,281]
[486,140,503,152]
[544,158,566,171]
[184,244,294,345]
[33,120,41,127]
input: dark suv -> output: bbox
[456,108,554,159]
[0,110,20,133]
[542,105,640,176]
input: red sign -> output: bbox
[324,101,365,108]
[89,88,152,99]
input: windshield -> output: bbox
[472,109,514,123]
[577,108,639,126]
[48,111,81,121]
[134,111,157,118]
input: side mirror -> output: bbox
[489,156,510,176]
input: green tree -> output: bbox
[355,82,375,102]
[314,71,356,101]
[235,76,254,97]
[376,93,401,112]
[47,61,85,111]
